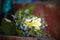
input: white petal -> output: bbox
[25,9,29,14]
[36,18,41,22]
[5,18,11,23]
[38,23,41,26]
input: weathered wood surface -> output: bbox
[0,35,37,40]
[0,35,56,40]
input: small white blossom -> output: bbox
[26,19,31,21]
[25,9,29,14]
[32,17,37,20]
[38,22,42,26]
[19,11,22,13]
[36,18,41,22]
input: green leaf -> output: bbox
[15,10,22,20]
[0,18,17,35]
[16,29,23,36]
[27,4,34,11]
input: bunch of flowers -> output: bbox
[12,4,47,37]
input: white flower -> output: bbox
[36,18,41,22]
[32,17,37,20]
[32,18,42,27]
[38,22,42,26]
[26,19,31,21]
[19,11,22,13]
[25,9,29,14]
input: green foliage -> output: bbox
[0,18,17,35]
[0,4,35,36]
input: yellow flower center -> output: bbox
[25,19,41,30]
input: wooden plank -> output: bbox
[0,35,37,40]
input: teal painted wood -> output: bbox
[15,0,38,3]
[15,0,32,3]
[2,0,12,13]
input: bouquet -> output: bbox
[12,4,48,37]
